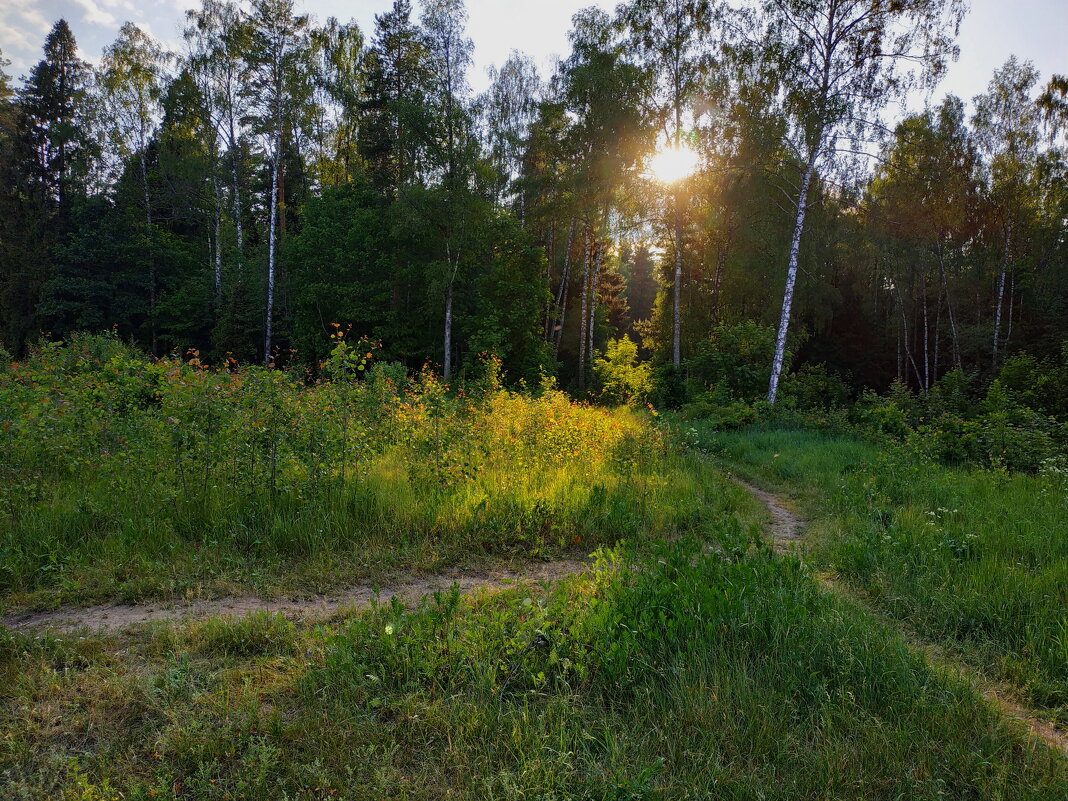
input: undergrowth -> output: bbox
[0,334,711,607]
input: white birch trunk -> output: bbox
[264,130,280,363]
[549,219,575,341]
[577,225,591,389]
[922,268,930,393]
[936,240,962,371]
[588,239,604,365]
[230,115,244,276]
[552,221,576,354]
[444,277,453,381]
[768,159,815,403]
[991,221,1011,367]
[213,174,223,303]
[672,192,683,366]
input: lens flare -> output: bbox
[648,143,700,184]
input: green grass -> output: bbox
[3,534,1066,799]
[698,424,1068,724]
[0,336,740,610]
[4,341,1068,797]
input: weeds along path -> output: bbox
[733,476,1068,760]
[2,559,586,635]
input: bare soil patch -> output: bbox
[3,559,586,635]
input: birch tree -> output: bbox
[98,23,169,353]
[972,57,1042,367]
[483,51,541,210]
[422,0,473,380]
[185,0,254,292]
[733,0,966,402]
[247,0,309,363]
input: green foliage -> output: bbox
[687,320,780,403]
[0,333,691,605]
[592,336,651,406]
[997,346,1068,420]
[781,363,852,410]
[848,374,1065,473]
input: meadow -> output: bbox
[2,338,1068,798]
[700,425,1068,726]
[5,537,1068,798]
[0,334,720,609]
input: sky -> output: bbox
[1,0,1065,113]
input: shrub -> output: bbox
[997,345,1068,420]
[592,336,652,406]
[782,363,852,410]
[686,320,781,402]
[851,389,911,438]
[649,363,686,409]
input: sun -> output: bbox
[648,142,700,184]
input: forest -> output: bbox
[2,0,1068,798]
[0,0,1063,402]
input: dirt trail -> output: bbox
[732,478,804,552]
[734,475,1068,759]
[2,559,586,635]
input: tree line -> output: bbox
[0,0,1065,399]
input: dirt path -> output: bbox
[734,475,1068,759]
[2,559,586,635]
[732,477,804,552]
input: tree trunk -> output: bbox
[588,238,604,366]
[672,190,683,366]
[1005,271,1015,358]
[443,275,454,381]
[264,130,280,364]
[768,156,815,403]
[933,278,943,383]
[992,221,1011,367]
[922,267,930,394]
[577,225,591,389]
[544,219,556,337]
[213,174,223,304]
[897,287,924,389]
[935,239,961,371]
[228,113,244,277]
[549,219,575,341]
[709,213,734,331]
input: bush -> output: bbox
[679,394,758,428]
[782,363,852,410]
[592,336,651,406]
[686,320,780,402]
[851,389,911,438]
[649,363,687,409]
[997,345,1068,420]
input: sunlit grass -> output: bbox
[2,539,1065,798]
[0,336,740,608]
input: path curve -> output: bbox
[732,477,804,551]
[733,474,1068,759]
[2,559,586,635]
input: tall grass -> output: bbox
[700,425,1068,723]
[0,334,731,606]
